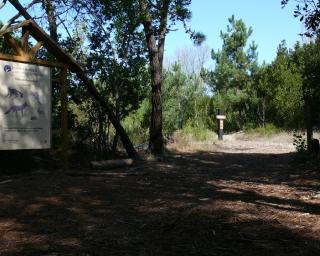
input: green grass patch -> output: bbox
[244,123,281,136]
[179,125,214,141]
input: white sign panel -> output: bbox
[0,60,51,150]
[216,115,226,120]
[219,120,224,130]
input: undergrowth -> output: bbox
[244,124,281,136]
[169,125,217,152]
[178,125,214,141]
[292,132,317,164]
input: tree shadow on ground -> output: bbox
[0,150,319,255]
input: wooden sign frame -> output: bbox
[0,25,69,170]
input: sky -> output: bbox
[0,0,303,65]
[165,0,303,65]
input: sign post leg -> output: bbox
[218,120,224,141]
[61,67,68,170]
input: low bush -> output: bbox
[179,125,214,141]
[244,123,281,136]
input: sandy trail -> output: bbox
[217,132,295,154]
[0,134,319,255]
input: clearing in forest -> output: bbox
[0,133,319,256]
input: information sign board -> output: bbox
[0,60,51,150]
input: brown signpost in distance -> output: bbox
[216,109,226,141]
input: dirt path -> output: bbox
[219,132,295,154]
[0,136,319,255]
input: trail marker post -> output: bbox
[216,109,226,141]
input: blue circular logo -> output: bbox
[4,65,12,73]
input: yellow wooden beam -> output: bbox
[21,30,30,52]
[0,53,67,68]
[29,41,43,57]
[0,20,32,36]
[4,33,26,57]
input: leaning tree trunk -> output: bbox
[7,0,138,159]
[112,84,121,152]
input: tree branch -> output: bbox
[0,0,7,10]
[0,0,40,35]
[157,0,170,72]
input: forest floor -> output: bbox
[0,133,320,255]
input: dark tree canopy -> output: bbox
[282,0,320,36]
[88,0,205,154]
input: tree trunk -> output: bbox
[147,43,163,154]
[139,0,169,155]
[112,133,119,152]
[78,73,138,158]
[145,35,164,154]
[106,117,111,146]
[91,158,134,169]
[112,85,120,152]
[41,0,58,43]
[7,0,139,159]
[178,101,182,129]
[149,80,163,154]
[97,108,105,159]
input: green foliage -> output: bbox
[282,0,320,37]
[293,39,320,123]
[202,16,320,135]
[122,62,215,145]
[179,124,213,142]
[3,3,320,158]
[86,0,204,153]
[87,9,150,120]
[203,16,320,134]
[206,15,258,92]
[122,31,320,151]
[293,133,307,153]
[60,9,150,155]
[266,41,304,128]
[163,63,213,134]
[203,16,259,131]
[292,132,314,163]
[123,99,150,145]
[244,123,281,136]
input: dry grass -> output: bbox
[238,131,320,142]
[168,130,218,153]
[168,130,299,154]
[1,143,319,255]
[235,131,294,143]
